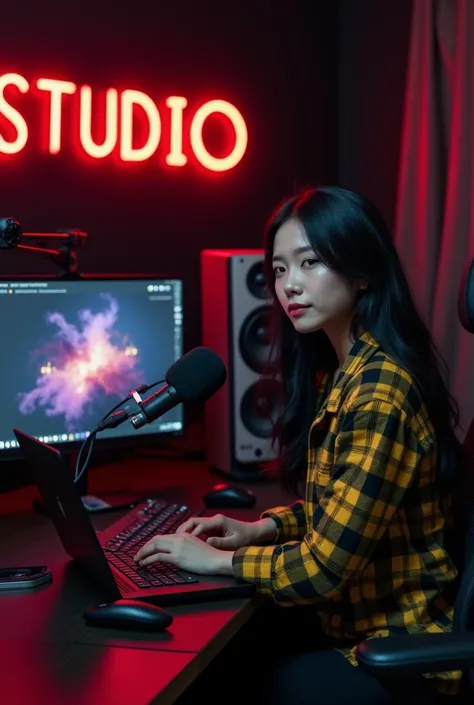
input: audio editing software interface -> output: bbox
[0,278,183,451]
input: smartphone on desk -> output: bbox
[0,565,52,591]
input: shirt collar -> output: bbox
[317,331,381,414]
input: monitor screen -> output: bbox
[0,276,183,453]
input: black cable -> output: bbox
[73,380,165,486]
[75,431,97,484]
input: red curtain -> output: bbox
[395,0,474,436]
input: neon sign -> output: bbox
[0,73,248,172]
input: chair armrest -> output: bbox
[356,633,474,678]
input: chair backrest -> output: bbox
[452,257,474,633]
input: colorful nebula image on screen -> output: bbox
[17,293,144,431]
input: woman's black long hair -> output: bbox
[263,185,463,495]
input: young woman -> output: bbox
[135,186,463,704]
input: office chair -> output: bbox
[355,256,474,699]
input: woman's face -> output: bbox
[272,218,361,335]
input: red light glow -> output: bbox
[190,99,247,172]
[80,86,118,159]
[36,77,76,154]
[0,72,248,172]
[0,73,29,154]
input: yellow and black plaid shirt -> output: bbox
[232,331,461,695]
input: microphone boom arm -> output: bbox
[0,218,88,278]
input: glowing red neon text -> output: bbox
[0,73,248,172]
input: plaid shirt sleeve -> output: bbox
[259,500,307,543]
[232,399,421,603]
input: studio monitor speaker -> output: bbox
[201,249,281,481]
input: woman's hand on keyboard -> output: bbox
[133,515,279,576]
[133,532,235,576]
[175,514,277,550]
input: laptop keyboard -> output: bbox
[104,498,204,589]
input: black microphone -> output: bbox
[100,347,227,432]
[0,218,22,249]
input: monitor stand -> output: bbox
[33,451,142,515]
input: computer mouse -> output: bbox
[203,483,256,509]
[83,598,173,631]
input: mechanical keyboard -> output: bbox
[104,498,204,589]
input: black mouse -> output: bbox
[203,483,256,509]
[83,598,173,631]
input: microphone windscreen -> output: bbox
[165,347,227,403]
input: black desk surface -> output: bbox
[0,454,286,704]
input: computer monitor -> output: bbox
[0,275,183,459]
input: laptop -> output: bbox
[14,429,255,605]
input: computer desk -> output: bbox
[0,454,288,705]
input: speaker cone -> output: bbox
[239,305,275,373]
[246,261,269,300]
[240,378,283,439]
